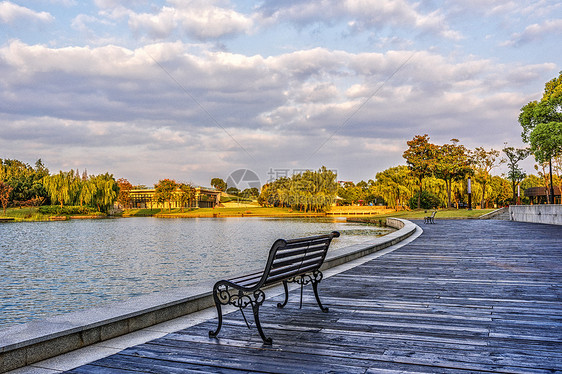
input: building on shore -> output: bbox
[129,186,221,209]
[524,186,561,204]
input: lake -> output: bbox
[0,217,390,328]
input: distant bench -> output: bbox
[424,210,437,224]
[209,231,340,344]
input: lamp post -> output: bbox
[549,158,555,204]
[467,177,472,210]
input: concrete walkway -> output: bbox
[9,219,562,373]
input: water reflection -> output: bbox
[0,217,390,327]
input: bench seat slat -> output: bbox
[274,243,329,259]
[271,250,325,269]
[268,256,324,279]
[284,235,332,245]
[281,239,330,250]
[265,263,321,285]
[270,252,324,273]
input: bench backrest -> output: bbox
[261,231,340,287]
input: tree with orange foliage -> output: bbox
[117,178,133,208]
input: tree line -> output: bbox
[337,72,561,210]
[151,179,196,212]
[0,159,122,214]
[333,137,560,210]
[257,167,338,212]
[0,159,203,215]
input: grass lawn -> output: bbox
[123,206,497,219]
[0,207,49,221]
[348,208,497,223]
[2,206,499,221]
[0,206,108,222]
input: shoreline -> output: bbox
[2,206,396,222]
[1,206,497,223]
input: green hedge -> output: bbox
[38,205,96,215]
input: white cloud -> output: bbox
[504,18,562,46]
[49,0,77,6]
[0,1,54,24]
[128,1,253,40]
[257,0,461,39]
[0,38,557,184]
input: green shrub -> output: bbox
[38,205,95,215]
[408,191,441,210]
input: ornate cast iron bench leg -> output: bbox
[209,284,272,345]
[209,286,224,338]
[311,270,329,312]
[251,296,272,345]
[277,280,289,309]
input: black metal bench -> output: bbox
[424,210,437,224]
[209,231,340,344]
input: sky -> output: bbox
[1,0,561,189]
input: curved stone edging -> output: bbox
[0,217,417,372]
[321,217,415,270]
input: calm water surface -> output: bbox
[0,217,390,327]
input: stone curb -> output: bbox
[0,217,416,372]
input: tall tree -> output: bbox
[488,176,512,207]
[117,178,133,208]
[530,122,562,202]
[0,181,13,214]
[337,181,361,205]
[78,178,96,207]
[210,178,227,192]
[502,145,530,203]
[90,173,119,213]
[155,179,177,211]
[530,122,562,164]
[372,165,415,209]
[177,183,195,212]
[403,134,437,209]
[257,166,336,212]
[519,72,562,203]
[433,139,472,208]
[42,171,76,208]
[471,147,504,209]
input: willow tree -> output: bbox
[42,171,79,208]
[78,178,96,207]
[372,165,414,209]
[90,173,119,213]
[257,166,337,212]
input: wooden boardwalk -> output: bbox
[67,220,562,373]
